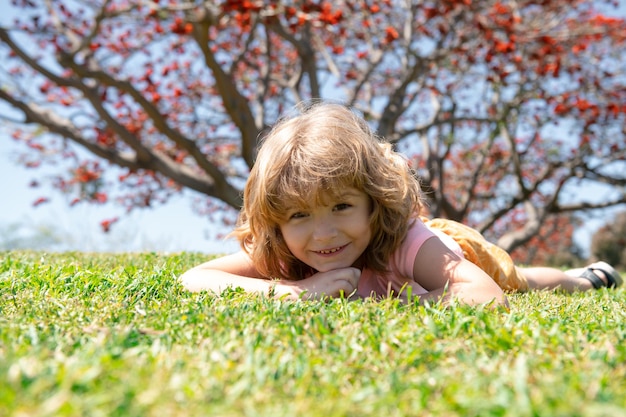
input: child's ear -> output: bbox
[368,197,377,216]
[272,226,285,241]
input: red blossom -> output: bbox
[32,197,49,207]
[492,2,510,15]
[607,102,619,117]
[93,192,108,203]
[27,142,45,151]
[493,40,514,53]
[318,2,342,25]
[554,103,568,115]
[574,97,593,111]
[100,217,119,233]
[384,26,399,44]
[345,69,358,80]
[170,17,192,35]
[589,15,622,26]
[74,166,100,183]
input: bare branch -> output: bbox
[192,5,261,167]
[0,88,243,206]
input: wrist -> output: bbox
[269,280,302,300]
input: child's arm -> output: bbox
[179,251,276,294]
[410,237,509,307]
[179,251,360,300]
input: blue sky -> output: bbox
[0,145,239,253]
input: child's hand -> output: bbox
[282,267,361,300]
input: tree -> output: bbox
[1,0,625,256]
[509,213,585,267]
[0,221,64,250]
[590,210,626,269]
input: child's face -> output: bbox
[278,188,372,272]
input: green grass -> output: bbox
[0,251,624,417]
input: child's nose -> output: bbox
[312,219,338,241]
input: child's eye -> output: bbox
[334,203,351,211]
[289,212,308,220]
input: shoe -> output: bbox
[565,261,623,289]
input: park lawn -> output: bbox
[0,251,624,417]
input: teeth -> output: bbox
[319,247,341,254]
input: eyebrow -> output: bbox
[336,190,361,199]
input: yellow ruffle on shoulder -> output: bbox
[424,218,528,292]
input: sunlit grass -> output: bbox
[1,251,624,416]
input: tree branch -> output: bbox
[193,5,261,167]
[0,88,243,204]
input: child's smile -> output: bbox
[279,188,372,273]
[315,244,348,255]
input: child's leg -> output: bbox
[422,218,623,293]
[520,262,622,292]
[520,267,596,292]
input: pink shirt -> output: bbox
[356,219,464,298]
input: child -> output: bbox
[179,103,622,306]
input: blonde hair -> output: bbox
[232,103,424,280]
